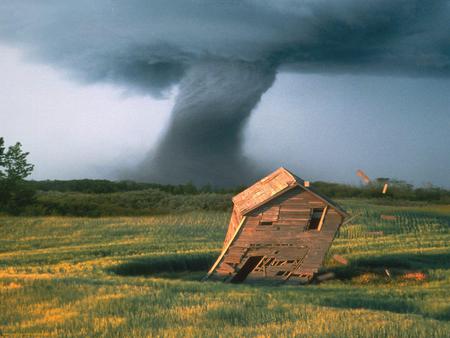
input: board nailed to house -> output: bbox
[205,167,349,284]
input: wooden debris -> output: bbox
[341,212,362,226]
[380,215,397,221]
[384,269,391,279]
[332,254,348,265]
[382,183,389,194]
[367,231,384,236]
[401,272,426,281]
[316,272,335,282]
[356,169,371,184]
[3,282,22,290]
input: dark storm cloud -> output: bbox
[276,0,450,77]
[0,0,448,184]
[1,1,448,81]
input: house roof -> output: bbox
[232,167,349,217]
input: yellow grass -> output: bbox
[0,205,448,337]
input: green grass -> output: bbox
[0,200,449,337]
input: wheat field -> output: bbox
[0,200,449,337]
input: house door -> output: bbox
[230,256,264,283]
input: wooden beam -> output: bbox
[356,169,370,184]
[316,272,335,282]
[341,212,362,226]
[317,205,328,231]
[203,216,247,280]
[332,254,348,265]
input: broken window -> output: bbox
[307,208,325,230]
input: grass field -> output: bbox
[0,199,449,337]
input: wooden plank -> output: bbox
[333,254,348,265]
[316,272,335,282]
[278,216,310,221]
[367,231,384,236]
[275,219,309,224]
[341,213,361,226]
[279,208,310,213]
[279,210,310,215]
[356,169,370,184]
[317,205,328,231]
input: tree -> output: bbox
[0,137,35,214]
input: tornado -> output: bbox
[137,61,276,185]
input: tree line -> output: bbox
[27,179,245,195]
[28,177,450,203]
[1,136,449,216]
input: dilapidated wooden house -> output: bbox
[206,167,348,284]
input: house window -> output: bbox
[307,208,325,230]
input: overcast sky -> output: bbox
[0,1,449,187]
[1,44,449,187]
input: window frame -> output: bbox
[307,206,328,231]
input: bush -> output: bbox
[23,189,232,216]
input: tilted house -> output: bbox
[206,167,349,284]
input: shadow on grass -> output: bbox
[317,252,450,321]
[329,251,450,280]
[109,252,219,280]
[109,251,449,320]
[305,287,450,321]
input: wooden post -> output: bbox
[317,206,328,231]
